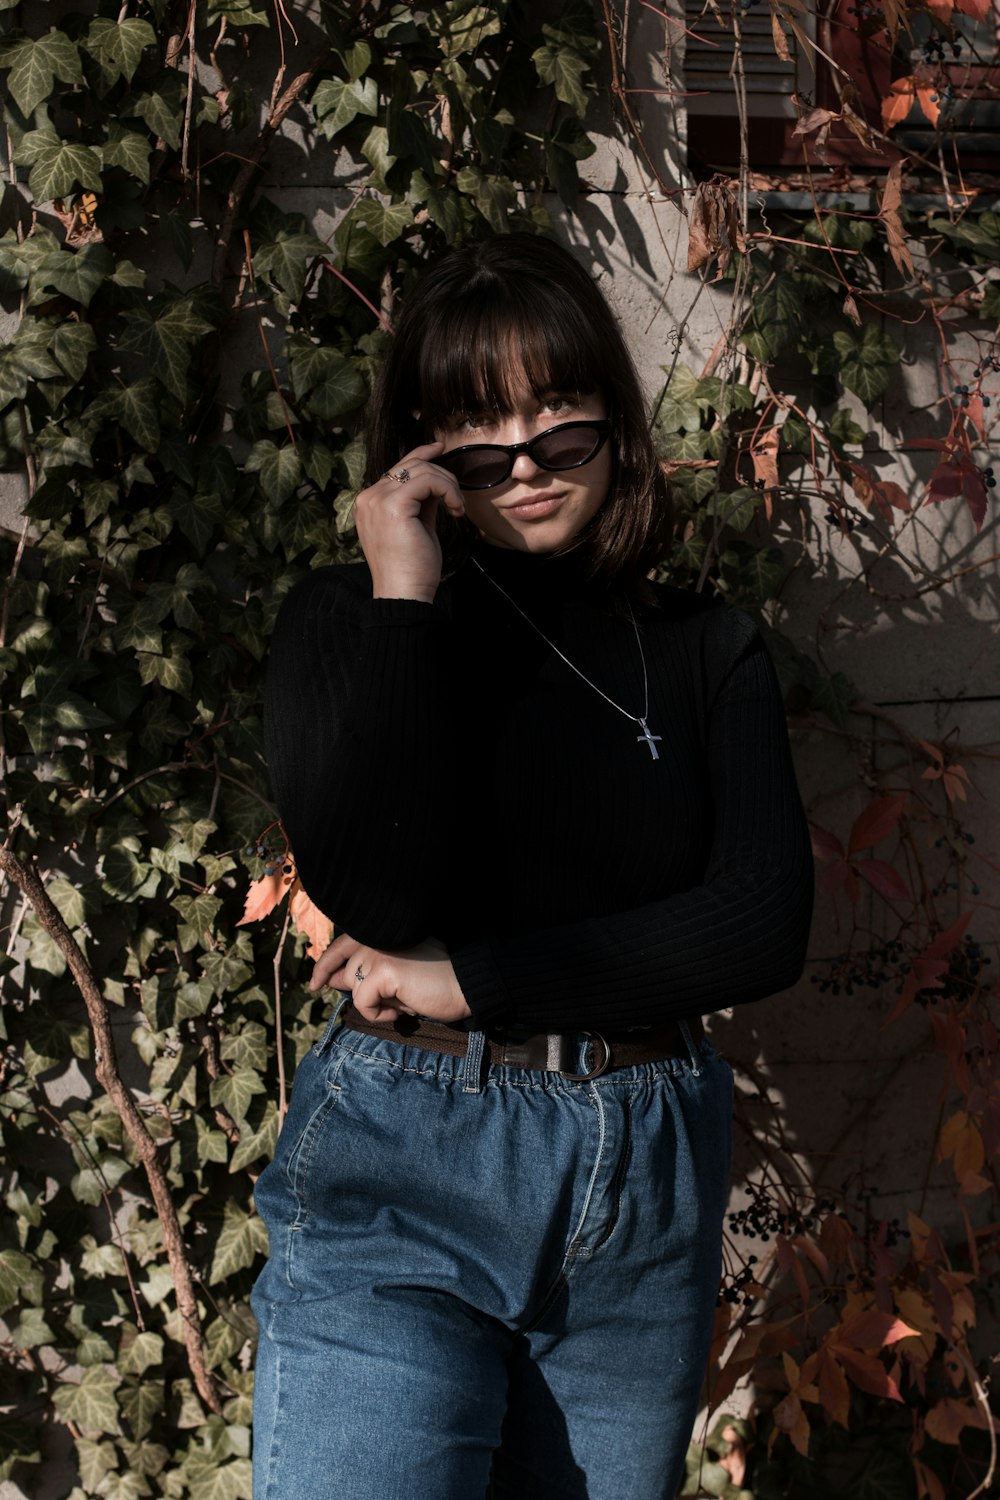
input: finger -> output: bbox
[309,932,356,991]
[376,456,465,519]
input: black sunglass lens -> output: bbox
[532,426,601,469]
[441,447,509,488]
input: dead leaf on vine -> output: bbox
[840,84,876,148]
[792,102,838,154]
[237,868,293,925]
[843,291,862,325]
[879,162,914,280]
[687,178,742,278]
[751,428,780,513]
[288,879,334,961]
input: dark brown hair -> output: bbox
[365,234,668,588]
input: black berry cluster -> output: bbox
[719,1258,759,1306]
[810,939,906,997]
[243,833,290,877]
[919,33,962,63]
[727,1184,833,1244]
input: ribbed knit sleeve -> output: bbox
[264,568,455,950]
[450,610,813,1031]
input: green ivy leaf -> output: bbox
[30,245,115,308]
[84,17,157,84]
[742,278,804,363]
[312,75,379,138]
[0,1248,43,1314]
[245,440,302,501]
[100,127,152,185]
[17,130,103,205]
[832,325,900,408]
[454,165,514,234]
[3,32,84,117]
[114,380,162,453]
[131,73,187,149]
[120,297,216,401]
[53,321,97,382]
[532,41,588,117]
[208,1201,268,1283]
[350,198,413,247]
[210,1067,267,1122]
[74,1438,117,1494]
[426,2,500,59]
[118,1378,165,1442]
[118,1327,164,1376]
[185,1454,254,1500]
[53,1367,122,1436]
[252,227,328,301]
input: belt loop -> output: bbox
[462,1029,487,1095]
[678,1019,702,1076]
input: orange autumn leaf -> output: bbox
[834,1310,920,1349]
[237,868,293,926]
[289,878,334,961]
[882,77,940,130]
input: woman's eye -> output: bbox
[542,395,576,415]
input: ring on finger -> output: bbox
[383,467,410,484]
[354,965,366,985]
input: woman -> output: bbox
[252,234,813,1500]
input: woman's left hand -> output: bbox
[309,933,472,1025]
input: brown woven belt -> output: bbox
[340,1004,705,1082]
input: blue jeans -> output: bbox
[251,1014,733,1500]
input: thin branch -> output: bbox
[37,1103,145,1330]
[0,847,222,1414]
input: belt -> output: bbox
[340,1005,705,1083]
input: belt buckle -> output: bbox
[560,1030,611,1083]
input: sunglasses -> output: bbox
[436,419,611,491]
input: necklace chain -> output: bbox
[471,558,663,760]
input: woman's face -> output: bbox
[434,378,611,553]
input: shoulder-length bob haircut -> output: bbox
[365,234,668,589]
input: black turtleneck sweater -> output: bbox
[264,545,813,1032]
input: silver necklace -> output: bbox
[472,558,662,760]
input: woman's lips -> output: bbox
[499,494,564,520]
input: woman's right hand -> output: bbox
[354,442,466,604]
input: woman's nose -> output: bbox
[509,449,543,482]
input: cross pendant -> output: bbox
[637,719,662,760]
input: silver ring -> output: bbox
[354,965,365,984]
[384,467,410,484]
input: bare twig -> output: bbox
[0,847,222,1413]
[211,52,330,289]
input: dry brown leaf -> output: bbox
[769,3,793,62]
[792,103,839,154]
[289,878,334,960]
[879,162,914,280]
[687,179,741,278]
[751,428,780,511]
[843,290,862,325]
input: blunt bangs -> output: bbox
[414,285,610,432]
[365,234,670,594]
